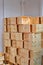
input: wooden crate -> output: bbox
[20,57,29,65]
[18,48,29,59]
[10,25,17,32]
[16,40,23,48]
[10,17,16,24]
[30,51,41,65]
[23,33,32,41]
[32,41,41,51]
[11,40,23,48]
[10,47,17,57]
[7,24,17,32]
[4,39,11,47]
[11,33,22,40]
[35,33,41,41]
[32,33,41,42]
[36,24,43,32]
[18,24,30,32]
[17,16,33,24]
[30,51,41,58]
[36,24,40,32]
[33,17,39,24]
[3,32,10,39]
[17,16,39,24]
[30,59,41,65]
[24,41,32,50]
[6,17,16,25]
[32,24,43,32]
[32,33,41,51]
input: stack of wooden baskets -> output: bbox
[3,16,43,65]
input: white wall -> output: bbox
[0,0,3,52]
[40,0,43,16]
[4,0,41,17]
[4,0,21,17]
[24,0,40,16]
